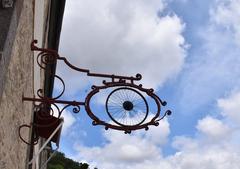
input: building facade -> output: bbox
[0,0,65,168]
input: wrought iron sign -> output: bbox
[19,40,172,145]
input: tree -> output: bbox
[47,151,90,169]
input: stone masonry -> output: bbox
[0,0,34,168]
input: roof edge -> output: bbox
[44,0,66,98]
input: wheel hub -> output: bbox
[123,101,134,111]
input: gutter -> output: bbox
[44,0,65,98]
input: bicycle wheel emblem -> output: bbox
[106,87,148,127]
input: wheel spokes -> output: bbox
[106,87,149,126]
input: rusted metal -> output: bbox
[31,40,142,82]
[22,97,84,106]
[84,82,170,133]
[19,40,172,145]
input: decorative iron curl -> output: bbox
[60,103,81,115]
[19,124,39,145]
[33,42,65,100]
[35,75,65,99]
[19,100,83,145]
[36,51,57,70]
[32,100,82,128]
[85,81,171,134]
[156,110,172,122]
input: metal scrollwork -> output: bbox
[19,40,172,144]
[85,81,170,133]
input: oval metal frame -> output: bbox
[85,82,164,133]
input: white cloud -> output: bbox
[196,116,230,140]
[61,109,76,135]
[175,0,240,114]
[218,91,240,124]
[172,136,198,151]
[72,90,240,169]
[212,0,240,46]
[59,0,240,169]
[59,0,187,92]
[73,119,170,169]
[171,91,240,169]
[168,146,240,169]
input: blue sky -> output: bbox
[54,0,240,168]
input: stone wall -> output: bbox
[0,0,34,168]
[0,0,24,103]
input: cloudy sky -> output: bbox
[54,0,240,168]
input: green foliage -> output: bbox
[48,164,64,169]
[47,152,89,169]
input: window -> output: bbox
[0,0,14,52]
